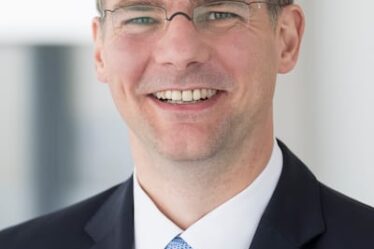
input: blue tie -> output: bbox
[165,236,193,249]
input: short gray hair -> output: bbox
[96,0,104,16]
[267,0,294,22]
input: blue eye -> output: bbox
[125,17,158,25]
[207,12,238,20]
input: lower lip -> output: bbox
[148,91,224,112]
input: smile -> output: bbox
[152,88,218,104]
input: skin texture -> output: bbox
[93,0,304,229]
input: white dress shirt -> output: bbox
[134,141,283,249]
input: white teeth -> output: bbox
[165,90,172,99]
[172,90,182,101]
[193,89,201,101]
[153,88,218,103]
[182,90,193,102]
[207,89,215,98]
[201,89,207,99]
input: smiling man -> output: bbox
[1,0,374,249]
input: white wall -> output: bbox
[275,0,374,206]
[0,0,96,44]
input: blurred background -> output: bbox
[0,0,373,230]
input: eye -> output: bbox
[124,16,159,25]
[207,12,238,21]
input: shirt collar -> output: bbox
[134,140,283,249]
[133,171,182,249]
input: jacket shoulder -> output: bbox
[0,184,121,249]
[277,140,374,248]
[313,183,374,248]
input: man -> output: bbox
[1,0,374,248]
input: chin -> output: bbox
[154,134,220,162]
[158,149,215,162]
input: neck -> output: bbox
[131,122,274,230]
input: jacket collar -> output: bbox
[84,140,325,249]
[250,140,325,249]
[85,177,135,249]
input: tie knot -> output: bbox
[165,236,193,249]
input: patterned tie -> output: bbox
[165,236,193,249]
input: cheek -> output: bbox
[214,33,263,86]
[103,38,151,89]
[214,33,277,107]
[102,39,153,122]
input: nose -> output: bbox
[152,14,211,71]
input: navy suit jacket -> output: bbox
[1,141,374,249]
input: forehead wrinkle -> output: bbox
[111,0,165,9]
[111,0,238,9]
[193,0,245,4]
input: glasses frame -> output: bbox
[100,0,290,35]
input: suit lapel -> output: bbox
[250,141,326,249]
[83,141,326,249]
[85,177,135,249]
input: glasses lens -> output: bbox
[193,1,250,33]
[111,5,165,35]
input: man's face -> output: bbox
[93,0,302,161]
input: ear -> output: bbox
[92,17,108,83]
[276,5,305,74]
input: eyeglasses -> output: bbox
[101,1,287,37]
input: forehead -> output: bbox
[106,0,237,8]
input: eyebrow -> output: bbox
[111,0,241,9]
[112,0,165,9]
[193,0,243,4]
